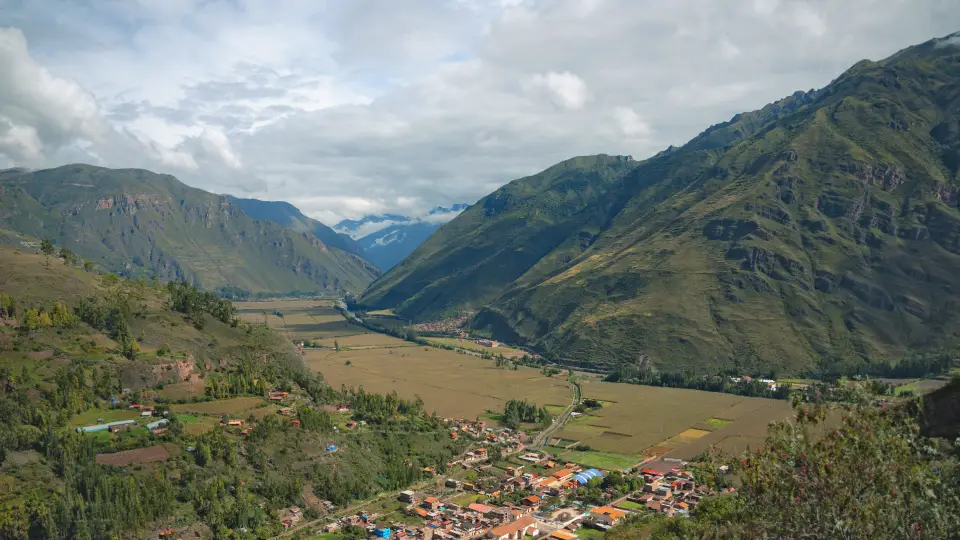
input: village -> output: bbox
[292,418,719,540]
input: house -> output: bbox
[467,503,494,515]
[552,469,575,482]
[269,391,290,401]
[140,410,153,418]
[588,507,626,526]
[486,516,537,540]
[475,339,500,348]
[445,479,462,489]
[423,497,442,511]
[278,407,293,416]
[227,420,245,427]
[550,531,578,540]
[522,495,541,507]
[399,490,417,503]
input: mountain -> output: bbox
[334,204,469,270]
[224,195,365,257]
[359,34,960,376]
[0,164,379,294]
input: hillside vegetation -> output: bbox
[0,248,462,538]
[0,165,378,294]
[360,34,960,376]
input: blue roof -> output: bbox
[573,468,603,484]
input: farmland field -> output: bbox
[314,333,414,349]
[170,397,266,416]
[544,447,644,471]
[304,347,570,418]
[234,301,372,341]
[96,444,173,466]
[424,337,528,358]
[553,380,794,459]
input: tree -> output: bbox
[0,292,15,318]
[37,311,53,327]
[58,247,73,264]
[51,301,75,327]
[83,260,94,272]
[334,340,340,352]
[21,308,41,330]
[40,238,55,255]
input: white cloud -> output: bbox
[1,1,959,224]
[524,71,591,110]
[614,107,653,140]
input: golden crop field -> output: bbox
[425,337,529,358]
[556,380,793,458]
[234,301,372,341]
[315,333,415,349]
[305,346,571,418]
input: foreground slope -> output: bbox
[361,34,960,375]
[0,248,462,538]
[0,165,378,294]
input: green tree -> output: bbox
[51,301,75,327]
[21,308,41,330]
[58,247,73,264]
[83,259,94,272]
[40,238,55,255]
[0,292,15,318]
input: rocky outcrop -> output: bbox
[839,161,905,190]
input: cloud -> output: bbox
[2,1,960,224]
[0,27,107,165]
[524,71,591,109]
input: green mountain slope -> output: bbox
[224,195,365,258]
[360,34,960,375]
[0,165,378,294]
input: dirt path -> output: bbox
[531,378,581,449]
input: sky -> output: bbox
[1,0,958,225]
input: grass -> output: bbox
[424,337,528,358]
[545,447,643,471]
[450,492,487,506]
[703,418,734,429]
[69,408,140,427]
[617,500,646,510]
[576,528,605,540]
[170,397,266,416]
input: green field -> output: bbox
[170,397,266,416]
[617,500,646,510]
[70,408,141,427]
[545,446,644,471]
[703,418,733,429]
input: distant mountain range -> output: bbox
[334,204,469,270]
[0,165,378,294]
[359,34,960,376]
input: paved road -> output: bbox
[531,378,582,449]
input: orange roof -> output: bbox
[415,508,429,517]
[468,503,494,514]
[424,497,439,504]
[676,502,689,509]
[523,495,541,503]
[553,469,575,479]
[488,516,536,538]
[589,506,626,520]
[550,531,577,540]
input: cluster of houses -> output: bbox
[316,456,712,540]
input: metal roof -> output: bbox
[573,468,603,484]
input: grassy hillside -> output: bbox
[359,34,960,376]
[0,247,462,538]
[0,165,378,294]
